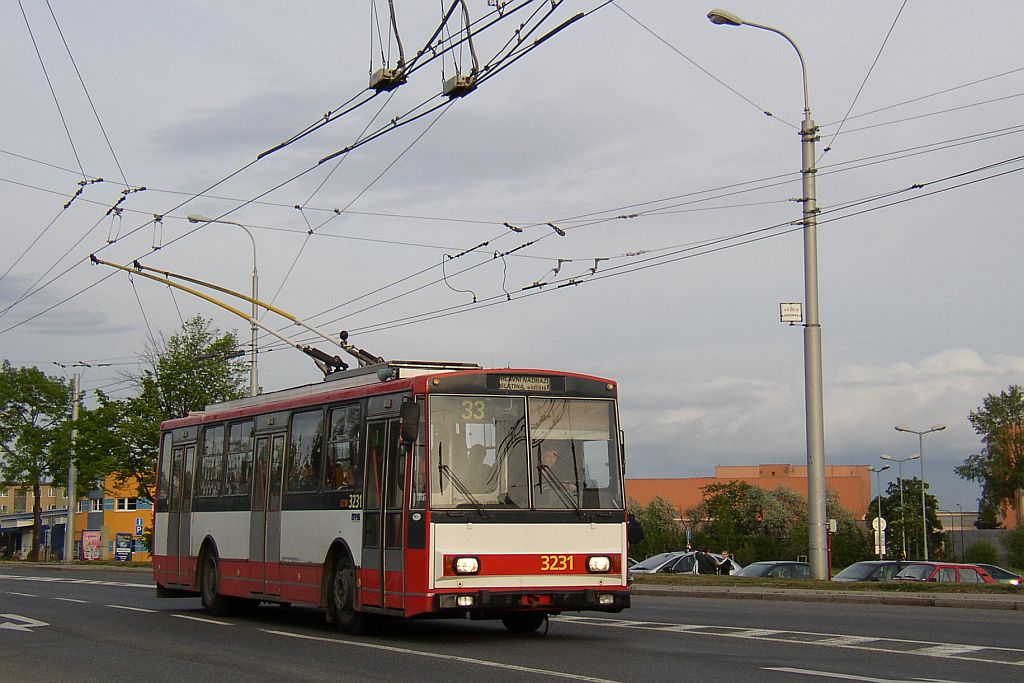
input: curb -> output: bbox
[630,584,1024,611]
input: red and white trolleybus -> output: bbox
[153,361,631,632]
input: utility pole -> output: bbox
[63,373,80,563]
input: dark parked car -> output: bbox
[734,561,811,579]
[975,563,1022,588]
[832,560,908,582]
[893,562,996,584]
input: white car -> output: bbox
[629,551,742,577]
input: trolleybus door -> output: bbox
[361,418,405,611]
[166,443,194,585]
[250,432,285,596]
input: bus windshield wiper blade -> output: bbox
[538,464,585,517]
[439,463,488,518]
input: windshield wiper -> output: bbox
[438,443,487,517]
[537,463,585,517]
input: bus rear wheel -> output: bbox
[501,612,546,633]
[330,559,366,634]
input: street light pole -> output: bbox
[956,503,965,561]
[880,453,919,559]
[894,424,946,561]
[187,214,259,397]
[707,8,828,579]
[867,465,890,559]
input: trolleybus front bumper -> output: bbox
[436,587,629,614]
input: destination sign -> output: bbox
[498,375,552,392]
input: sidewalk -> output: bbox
[630,583,1024,611]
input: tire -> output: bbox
[200,551,232,617]
[501,612,546,633]
[330,558,366,634]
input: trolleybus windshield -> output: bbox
[429,395,623,510]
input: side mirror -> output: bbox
[400,401,420,444]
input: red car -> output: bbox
[893,562,997,584]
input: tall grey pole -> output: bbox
[707,8,827,579]
[918,433,928,560]
[898,461,906,557]
[63,373,80,563]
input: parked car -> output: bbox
[893,562,996,584]
[628,551,742,577]
[974,563,1022,587]
[734,561,811,579]
[626,557,638,569]
[832,560,908,582]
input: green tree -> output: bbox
[627,496,685,560]
[1002,527,1024,569]
[956,385,1024,527]
[866,477,942,560]
[76,315,246,502]
[0,361,71,560]
[964,540,999,565]
[686,481,864,566]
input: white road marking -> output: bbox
[106,604,157,613]
[263,629,623,682]
[0,614,49,632]
[0,574,151,589]
[171,614,233,625]
[53,597,88,604]
[7,592,36,597]
[763,667,974,682]
[558,615,1024,667]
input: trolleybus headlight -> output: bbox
[454,556,480,575]
[439,594,477,609]
[587,555,612,573]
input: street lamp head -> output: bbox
[908,453,921,461]
[880,454,893,462]
[186,213,211,224]
[894,424,912,433]
[868,465,890,473]
[931,424,947,432]
[707,8,743,26]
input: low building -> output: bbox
[70,475,153,562]
[626,463,873,521]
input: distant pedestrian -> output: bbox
[717,550,734,575]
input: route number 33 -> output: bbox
[460,400,486,420]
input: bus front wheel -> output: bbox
[501,612,546,633]
[200,552,232,617]
[330,559,365,634]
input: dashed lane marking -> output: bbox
[556,615,1024,667]
[171,614,233,625]
[106,604,157,613]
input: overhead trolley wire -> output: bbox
[820,0,908,155]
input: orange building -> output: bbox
[70,474,152,562]
[626,463,873,521]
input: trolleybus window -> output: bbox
[224,421,254,495]
[197,425,225,497]
[287,410,323,492]
[528,397,622,510]
[157,433,172,500]
[325,404,361,492]
[429,395,530,509]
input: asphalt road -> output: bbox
[1,567,1021,683]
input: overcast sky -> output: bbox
[2,1,1022,515]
